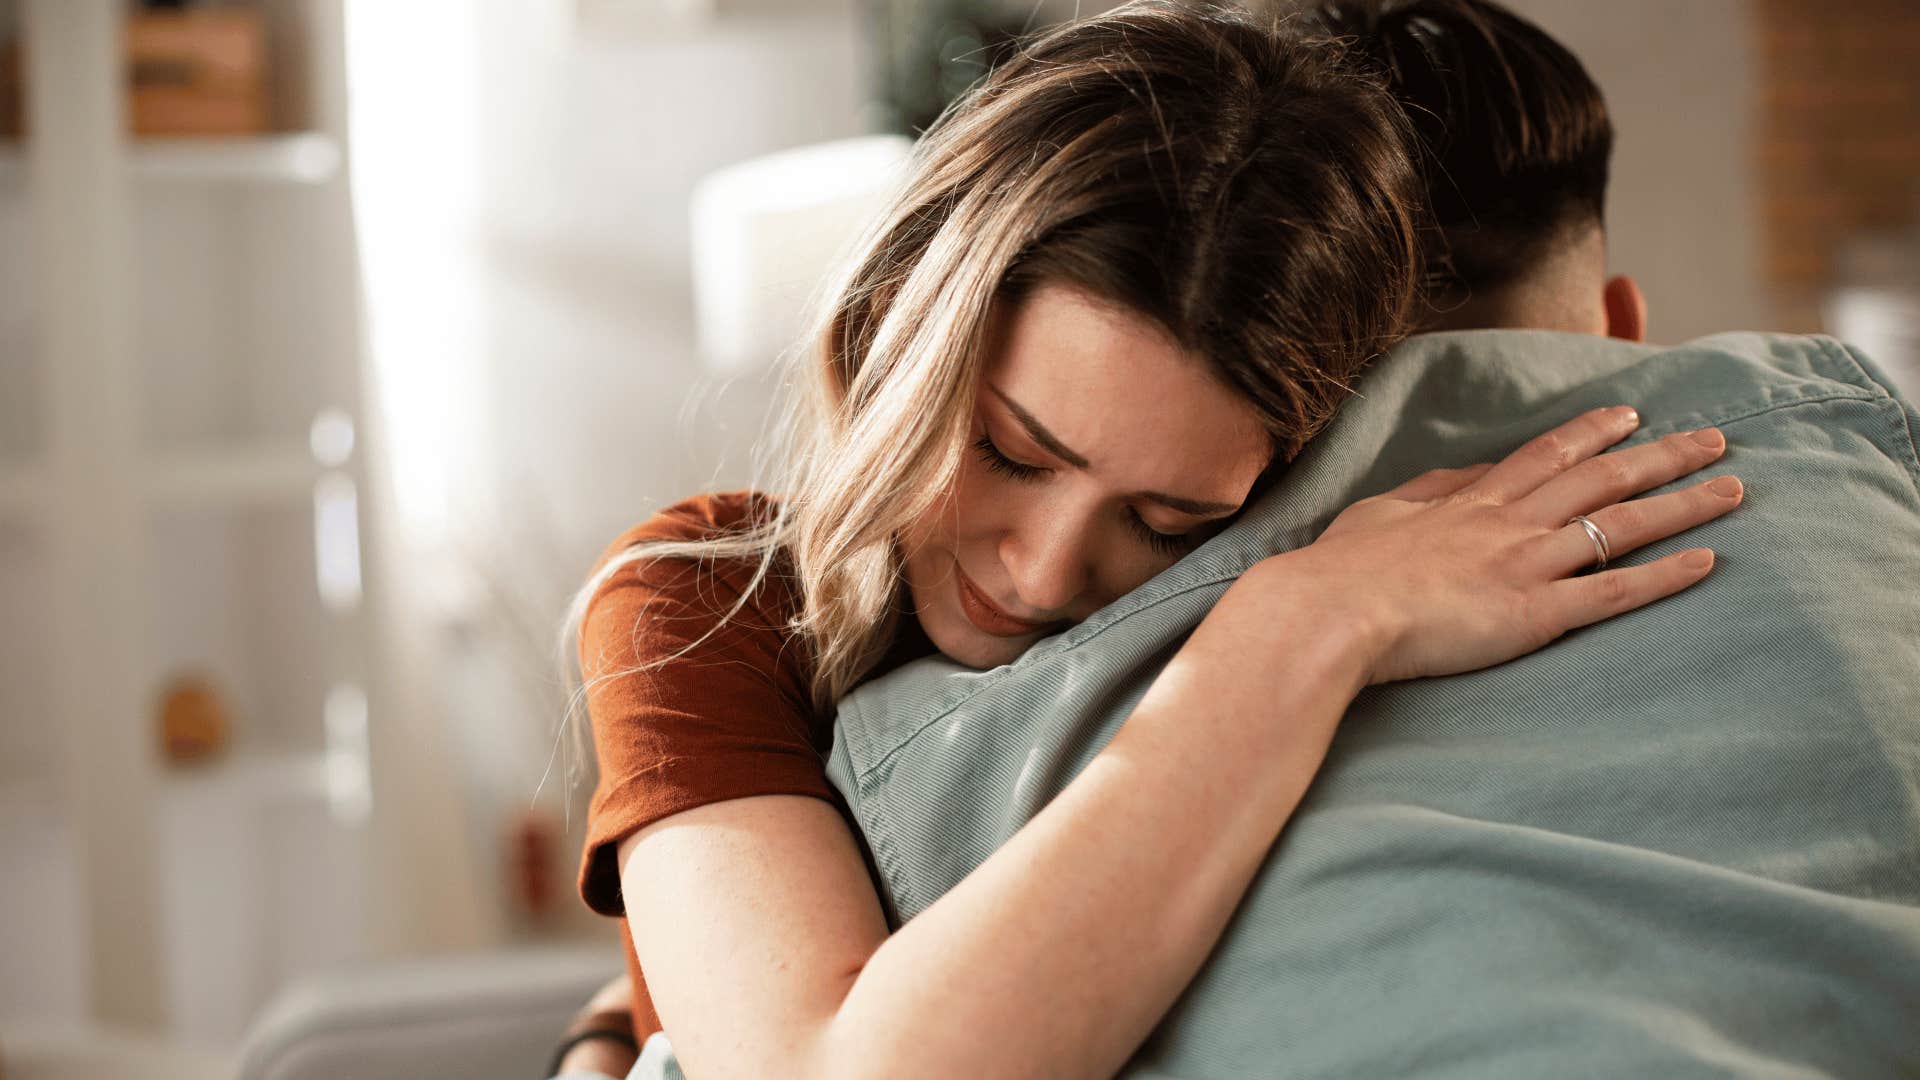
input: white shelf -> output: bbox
[160,745,372,833]
[160,751,332,807]
[0,132,342,185]
[8,753,339,815]
[10,1,373,1038]
[2,449,334,514]
[142,445,327,507]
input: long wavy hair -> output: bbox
[558,0,1425,761]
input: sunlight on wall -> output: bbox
[338,0,503,957]
[341,0,484,555]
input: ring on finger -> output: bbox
[1568,514,1611,571]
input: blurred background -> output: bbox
[0,0,1914,1074]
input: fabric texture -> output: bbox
[815,330,1920,1077]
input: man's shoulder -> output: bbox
[1649,333,1920,497]
[1374,330,1920,741]
[1401,328,1900,400]
[1630,330,1910,424]
[1393,329,1920,487]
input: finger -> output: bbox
[1520,426,1728,529]
[1540,546,1716,633]
[1463,405,1641,503]
[1383,462,1496,503]
[1528,473,1744,578]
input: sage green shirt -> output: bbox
[820,330,1920,1078]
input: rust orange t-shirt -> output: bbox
[575,489,933,1039]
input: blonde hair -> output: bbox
[557,0,1425,777]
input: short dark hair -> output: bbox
[1304,0,1614,296]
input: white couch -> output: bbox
[236,945,620,1080]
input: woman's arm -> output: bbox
[620,408,1738,1080]
[621,574,1368,1080]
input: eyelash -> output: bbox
[971,433,1197,557]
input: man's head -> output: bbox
[1308,0,1646,339]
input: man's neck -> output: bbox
[1419,286,1600,335]
[1418,224,1608,336]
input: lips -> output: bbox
[954,561,1056,638]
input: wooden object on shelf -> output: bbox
[0,8,271,138]
[508,806,560,922]
[126,8,270,136]
[0,34,19,139]
[156,672,233,765]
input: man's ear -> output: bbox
[1603,274,1647,342]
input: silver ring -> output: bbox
[1569,514,1611,571]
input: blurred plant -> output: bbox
[440,482,586,801]
[438,481,604,937]
[868,0,1031,135]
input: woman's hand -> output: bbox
[1261,405,1742,686]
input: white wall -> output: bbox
[467,0,868,546]
[348,0,870,944]
[1505,0,1770,342]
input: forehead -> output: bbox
[982,282,1269,491]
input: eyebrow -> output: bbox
[986,384,1242,516]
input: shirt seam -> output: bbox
[847,573,1240,781]
[849,388,1908,786]
[1817,337,1920,501]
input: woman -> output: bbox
[555,3,1742,1077]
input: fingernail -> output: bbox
[1616,406,1640,425]
[1689,427,1725,449]
[1682,549,1714,570]
[1709,475,1742,498]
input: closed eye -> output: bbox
[973,432,1047,482]
[974,432,1196,557]
[1126,508,1197,557]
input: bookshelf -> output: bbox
[0,129,342,184]
[0,0,374,1045]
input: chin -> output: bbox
[929,621,1028,670]
[909,572,1035,671]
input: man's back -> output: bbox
[826,330,1920,1077]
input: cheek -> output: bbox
[927,436,1180,607]
[948,443,1002,539]
[951,455,1063,567]
[903,484,954,551]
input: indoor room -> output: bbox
[1,0,1915,1077]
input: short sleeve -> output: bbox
[575,492,835,917]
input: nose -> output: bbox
[1000,507,1093,617]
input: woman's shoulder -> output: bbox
[575,491,826,916]
[591,489,780,568]
[581,490,797,649]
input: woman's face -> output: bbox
[901,281,1273,670]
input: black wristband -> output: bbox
[544,1026,642,1078]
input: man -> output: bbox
[578,2,1920,1075]
[813,2,1920,1075]
[1309,0,1648,343]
